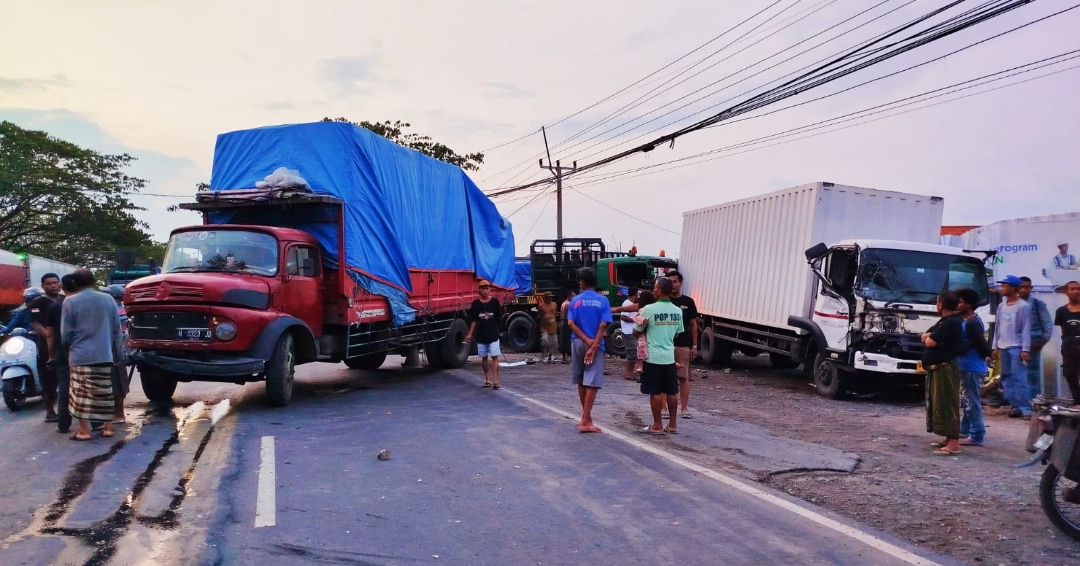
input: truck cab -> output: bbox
[792,239,991,397]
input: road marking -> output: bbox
[254,436,276,528]
[508,390,943,566]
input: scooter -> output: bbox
[1016,395,1080,541]
[0,328,41,411]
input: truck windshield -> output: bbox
[855,249,988,306]
[162,230,279,276]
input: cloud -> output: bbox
[263,101,296,111]
[319,55,382,97]
[482,81,534,99]
[0,74,71,93]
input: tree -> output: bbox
[0,121,162,269]
[321,117,485,171]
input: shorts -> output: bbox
[541,332,558,353]
[571,339,604,388]
[622,332,638,362]
[477,341,501,358]
[674,346,691,380]
[640,362,679,396]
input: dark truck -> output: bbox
[126,122,517,406]
[503,238,678,356]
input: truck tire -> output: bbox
[439,318,471,369]
[699,327,732,367]
[139,368,178,403]
[423,340,444,368]
[2,378,26,411]
[769,352,800,370]
[605,324,626,359]
[813,352,848,399]
[344,350,388,370]
[265,333,296,407]
[1040,464,1080,542]
[506,314,539,353]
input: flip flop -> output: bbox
[482,382,492,388]
[664,427,678,434]
[102,430,115,438]
[69,433,91,442]
[638,426,665,435]
[930,442,945,448]
[578,425,602,433]
[932,448,961,456]
[680,413,693,419]
[958,439,984,447]
[492,384,501,390]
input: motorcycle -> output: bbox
[1017,395,1080,541]
[0,329,41,411]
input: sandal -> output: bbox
[932,448,961,456]
[680,413,693,419]
[638,426,665,435]
[482,382,492,388]
[69,433,91,442]
[492,383,501,390]
[958,439,984,447]
[664,427,678,434]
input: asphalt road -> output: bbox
[0,360,960,566]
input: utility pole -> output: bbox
[539,126,576,240]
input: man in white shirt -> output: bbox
[621,287,639,380]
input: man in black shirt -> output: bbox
[668,271,699,419]
[46,275,77,433]
[1056,280,1080,406]
[466,280,503,389]
[30,272,62,422]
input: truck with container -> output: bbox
[502,238,677,356]
[0,250,78,318]
[680,182,991,398]
[125,122,517,406]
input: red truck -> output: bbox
[127,123,517,406]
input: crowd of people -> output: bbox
[1,270,130,441]
[920,275,1080,456]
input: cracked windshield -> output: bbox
[162,230,278,276]
[855,249,989,305]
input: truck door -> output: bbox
[811,248,856,352]
[283,244,325,334]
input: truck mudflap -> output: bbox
[132,351,265,380]
[852,351,922,374]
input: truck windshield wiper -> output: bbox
[884,290,939,308]
[166,266,197,273]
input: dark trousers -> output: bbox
[1063,339,1080,404]
[56,360,71,431]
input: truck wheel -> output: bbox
[265,333,296,407]
[344,350,388,370]
[813,353,847,399]
[423,340,444,368]
[699,328,732,367]
[506,314,539,353]
[604,324,625,359]
[439,318,471,369]
[139,368,178,403]
[2,378,26,411]
[769,352,800,370]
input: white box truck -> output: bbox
[680,182,992,398]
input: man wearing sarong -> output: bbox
[921,290,965,456]
[62,269,124,441]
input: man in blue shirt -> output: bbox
[1019,277,1054,397]
[956,288,992,446]
[567,267,612,434]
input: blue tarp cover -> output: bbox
[513,261,532,296]
[208,122,516,325]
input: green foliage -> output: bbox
[0,121,161,268]
[321,117,485,171]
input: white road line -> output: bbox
[508,390,943,566]
[254,436,276,528]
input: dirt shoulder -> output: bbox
[480,352,1080,566]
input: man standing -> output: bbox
[47,275,77,433]
[62,269,124,441]
[29,273,62,422]
[668,271,699,418]
[1055,281,1080,407]
[621,287,639,381]
[635,277,683,435]
[1019,276,1054,397]
[537,293,559,363]
[568,268,612,433]
[559,289,576,364]
[466,280,503,389]
[992,275,1032,419]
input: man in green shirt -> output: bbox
[634,277,683,435]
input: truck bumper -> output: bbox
[853,351,922,375]
[132,351,266,381]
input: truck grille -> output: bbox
[129,284,160,300]
[130,312,211,341]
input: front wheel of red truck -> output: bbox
[265,333,295,407]
[139,367,178,403]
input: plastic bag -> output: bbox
[255,167,311,190]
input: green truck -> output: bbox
[503,238,678,357]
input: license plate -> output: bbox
[176,328,212,342]
[1034,433,1054,451]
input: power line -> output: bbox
[514,191,556,247]
[565,187,681,236]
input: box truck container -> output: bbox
[680,182,991,398]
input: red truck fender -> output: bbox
[251,316,319,364]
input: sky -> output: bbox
[1,0,1077,259]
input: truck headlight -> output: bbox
[3,339,24,356]
[215,322,237,342]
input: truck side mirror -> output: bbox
[804,243,828,262]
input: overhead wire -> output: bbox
[514,191,556,247]
[565,187,681,236]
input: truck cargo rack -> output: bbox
[179,193,343,212]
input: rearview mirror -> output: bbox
[804,243,829,262]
